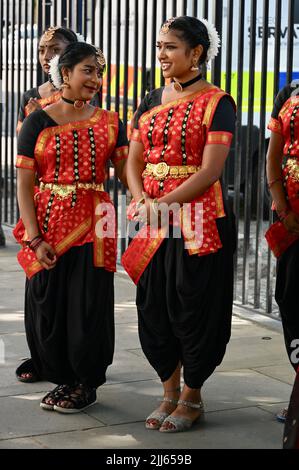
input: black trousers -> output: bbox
[136,210,236,389]
[25,243,114,388]
[276,239,299,372]
[283,370,299,448]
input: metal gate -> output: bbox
[1,0,298,318]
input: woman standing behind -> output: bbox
[122,16,236,433]
[14,42,127,413]
[266,80,299,422]
[17,26,80,134]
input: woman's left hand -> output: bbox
[142,192,153,222]
[133,192,160,226]
[133,192,151,223]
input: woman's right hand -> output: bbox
[35,242,57,270]
[282,211,299,235]
[27,98,42,114]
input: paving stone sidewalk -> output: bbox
[0,226,293,449]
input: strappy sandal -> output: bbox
[16,358,41,383]
[53,384,97,414]
[40,384,73,410]
[145,387,181,430]
[159,399,204,433]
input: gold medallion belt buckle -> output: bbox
[39,182,104,199]
[53,184,75,198]
[152,162,169,180]
[39,182,75,199]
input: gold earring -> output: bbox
[61,76,70,89]
[190,59,199,71]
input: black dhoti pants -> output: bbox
[276,239,299,372]
[136,208,236,389]
[25,243,114,388]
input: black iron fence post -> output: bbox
[0,0,5,246]
[211,0,223,87]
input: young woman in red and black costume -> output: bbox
[122,16,236,433]
[15,26,84,383]
[266,80,299,427]
[14,42,127,413]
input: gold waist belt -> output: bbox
[143,162,200,181]
[39,182,105,199]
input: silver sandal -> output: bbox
[145,387,181,430]
[159,399,204,433]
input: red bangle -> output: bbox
[31,239,43,252]
[25,234,40,246]
[25,235,43,251]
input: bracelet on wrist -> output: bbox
[25,235,43,251]
[25,234,41,245]
[31,239,43,252]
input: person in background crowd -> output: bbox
[17,26,81,135]
[266,80,299,423]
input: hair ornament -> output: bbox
[75,32,85,43]
[199,18,220,63]
[96,48,106,71]
[160,17,177,34]
[42,26,59,43]
[48,54,62,89]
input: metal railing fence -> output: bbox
[1,0,298,318]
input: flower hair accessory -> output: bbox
[199,18,220,63]
[49,55,62,89]
[76,32,85,43]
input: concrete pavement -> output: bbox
[0,225,294,449]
